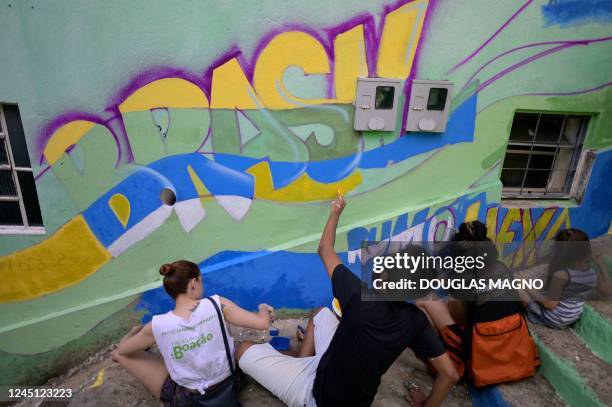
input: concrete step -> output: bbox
[574,302,612,364]
[497,371,566,407]
[529,320,612,407]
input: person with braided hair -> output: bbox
[416,221,540,387]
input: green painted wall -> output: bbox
[0,0,610,386]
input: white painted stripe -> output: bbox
[215,195,252,220]
[108,205,173,257]
[174,198,206,233]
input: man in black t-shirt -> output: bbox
[313,195,459,406]
[237,195,458,407]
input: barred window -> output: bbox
[501,112,589,199]
[0,104,44,232]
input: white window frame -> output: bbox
[501,112,591,200]
[0,104,45,234]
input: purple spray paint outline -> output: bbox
[35,111,122,178]
[477,36,612,93]
[36,0,430,180]
[325,12,379,97]
[477,81,612,114]
[105,66,212,163]
[402,0,440,133]
[447,0,534,74]
[463,35,612,92]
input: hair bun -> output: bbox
[159,263,174,276]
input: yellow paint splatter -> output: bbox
[332,297,342,317]
[247,161,361,201]
[89,368,105,389]
[108,193,131,228]
[0,216,112,303]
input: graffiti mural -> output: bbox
[0,0,610,386]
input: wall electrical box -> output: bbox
[353,78,403,132]
[405,80,453,133]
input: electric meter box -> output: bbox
[405,80,453,133]
[353,78,403,132]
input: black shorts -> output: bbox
[160,376,192,407]
[160,375,239,407]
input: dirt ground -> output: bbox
[14,235,612,406]
[12,318,471,407]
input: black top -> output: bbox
[313,264,445,406]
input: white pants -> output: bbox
[238,308,339,407]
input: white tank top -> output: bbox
[152,295,234,394]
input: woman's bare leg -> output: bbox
[112,327,168,399]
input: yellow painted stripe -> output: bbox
[0,216,112,303]
[247,161,362,201]
[43,120,96,165]
[377,0,428,79]
[119,78,209,113]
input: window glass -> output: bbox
[502,152,529,169]
[375,86,395,110]
[4,105,32,168]
[0,170,17,196]
[528,152,554,170]
[524,170,549,189]
[0,201,23,225]
[535,115,564,144]
[502,112,588,198]
[17,171,43,226]
[509,114,538,142]
[501,169,524,188]
[0,104,44,229]
[427,88,448,111]
[0,139,8,165]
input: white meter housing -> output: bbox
[406,80,453,133]
[353,78,403,132]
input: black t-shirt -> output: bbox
[313,264,445,406]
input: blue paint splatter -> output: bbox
[542,0,612,27]
[468,383,510,407]
[569,149,612,238]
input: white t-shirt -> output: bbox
[152,295,235,394]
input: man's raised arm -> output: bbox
[317,194,346,279]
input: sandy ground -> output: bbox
[13,234,611,406]
[12,318,471,407]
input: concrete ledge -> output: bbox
[573,303,612,364]
[529,322,609,407]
